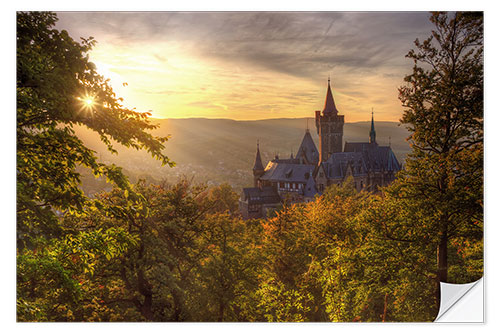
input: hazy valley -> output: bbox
[75,117,411,194]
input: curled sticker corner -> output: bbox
[434,277,484,323]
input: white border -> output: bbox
[3,1,498,332]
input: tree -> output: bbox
[52,181,262,322]
[16,12,173,248]
[302,179,375,322]
[194,212,263,321]
[17,227,138,321]
[396,12,483,286]
[354,194,440,321]
[104,181,209,321]
[205,183,240,216]
[16,12,174,321]
[253,180,369,322]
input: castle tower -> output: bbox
[369,109,376,144]
[315,78,344,162]
[253,141,265,187]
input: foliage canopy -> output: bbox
[17,12,173,248]
[397,11,483,285]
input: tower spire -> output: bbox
[253,140,264,171]
[253,140,265,187]
[369,108,376,144]
[322,76,338,115]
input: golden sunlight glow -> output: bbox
[84,97,94,106]
[53,12,433,122]
[79,95,96,109]
[86,42,404,122]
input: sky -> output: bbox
[55,11,436,122]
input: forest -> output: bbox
[16,11,483,322]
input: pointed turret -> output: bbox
[253,141,265,187]
[322,76,339,115]
[304,170,318,199]
[296,129,319,165]
[369,109,376,144]
[253,141,264,171]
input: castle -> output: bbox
[239,79,401,219]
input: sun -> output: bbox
[78,95,97,111]
[83,97,94,107]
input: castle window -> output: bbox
[320,172,324,177]
[319,184,324,192]
[248,204,259,213]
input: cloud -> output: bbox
[153,54,168,63]
[187,101,227,111]
[56,12,433,81]
[140,89,189,95]
[54,11,436,121]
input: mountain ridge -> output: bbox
[74,117,410,193]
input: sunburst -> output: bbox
[80,95,95,108]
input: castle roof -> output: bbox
[261,161,316,183]
[272,157,301,164]
[322,152,368,179]
[322,78,339,115]
[364,145,400,172]
[303,172,319,198]
[343,142,401,172]
[344,142,373,153]
[296,129,319,165]
[241,186,281,205]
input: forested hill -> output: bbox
[74,118,411,192]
